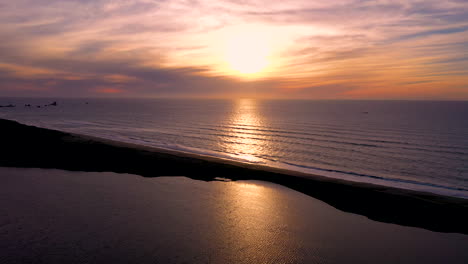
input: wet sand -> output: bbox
[1,167,467,264]
[1,118,468,234]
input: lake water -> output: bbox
[1,98,467,198]
[1,167,467,264]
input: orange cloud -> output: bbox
[96,88,124,94]
[0,0,467,99]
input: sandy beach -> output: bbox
[1,167,468,264]
[0,118,467,235]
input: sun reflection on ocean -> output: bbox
[223,99,267,163]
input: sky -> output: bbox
[0,0,467,99]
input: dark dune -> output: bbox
[1,118,467,234]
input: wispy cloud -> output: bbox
[0,0,467,99]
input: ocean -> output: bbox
[1,98,467,198]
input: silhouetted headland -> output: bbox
[1,118,467,234]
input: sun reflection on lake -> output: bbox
[212,180,293,263]
[224,99,267,163]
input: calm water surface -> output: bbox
[1,98,467,198]
[1,167,467,264]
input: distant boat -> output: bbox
[0,104,15,108]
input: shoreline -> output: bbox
[1,118,467,234]
[65,131,468,199]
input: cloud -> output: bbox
[0,0,467,99]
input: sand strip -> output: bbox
[1,118,467,234]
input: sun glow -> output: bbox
[223,27,272,76]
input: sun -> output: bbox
[224,28,271,76]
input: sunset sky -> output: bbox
[0,0,467,99]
